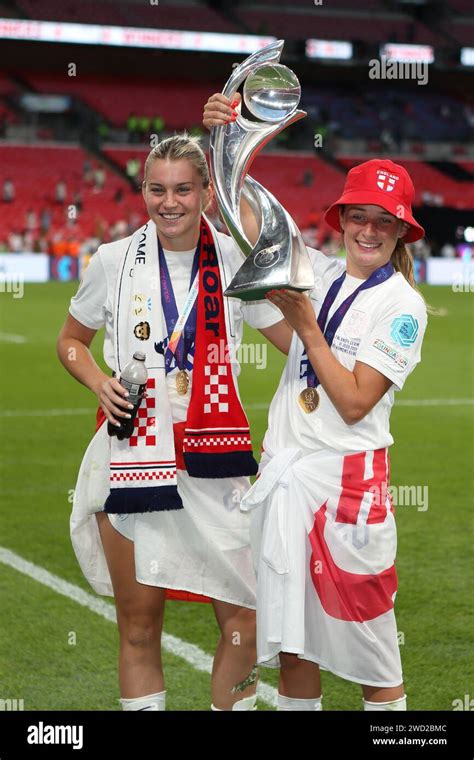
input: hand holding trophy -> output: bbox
[205,40,314,301]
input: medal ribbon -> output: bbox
[306,261,394,388]
[158,240,199,374]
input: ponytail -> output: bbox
[391,238,417,289]
[391,238,437,315]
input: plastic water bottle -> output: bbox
[107,351,148,440]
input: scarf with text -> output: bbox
[103,216,257,515]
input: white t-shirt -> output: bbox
[263,248,428,455]
[69,230,283,422]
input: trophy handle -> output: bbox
[209,40,314,300]
[209,40,305,253]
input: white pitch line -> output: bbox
[0,332,27,344]
[0,408,96,418]
[0,546,277,709]
[1,399,473,418]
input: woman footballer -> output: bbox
[57,134,284,711]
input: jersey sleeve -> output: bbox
[69,250,108,330]
[307,247,346,281]
[241,299,284,329]
[355,293,427,391]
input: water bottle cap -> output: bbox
[132,351,146,362]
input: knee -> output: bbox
[118,609,162,650]
[222,608,256,649]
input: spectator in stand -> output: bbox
[2,178,15,203]
[67,237,81,258]
[37,235,49,254]
[410,238,431,260]
[380,128,396,153]
[126,158,141,187]
[97,120,110,143]
[8,230,23,251]
[127,210,142,234]
[40,208,52,234]
[110,219,128,240]
[114,186,124,203]
[127,112,140,143]
[83,159,94,183]
[25,208,38,231]
[23,230,35,251]
[302,168,314,187]
[55,180,67,205]
[139,115,151,143]
[440,242,456,258]
[94,166,106,191]
[152,116,165,138]
[73,190,83,214]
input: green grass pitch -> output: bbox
[0,282,472,710]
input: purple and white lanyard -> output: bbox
[158,240,200,375]
[305,261,394,388]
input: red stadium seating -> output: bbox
[1,142,471,251]
[25,73,220,130]
[338,156,474,210]
[0,144,144,245]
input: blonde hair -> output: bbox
[391,237,438,314]
[143,133,210,188]
[391,238,417,288]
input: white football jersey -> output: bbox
[263,248,428,455]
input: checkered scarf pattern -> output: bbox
[104,217,257,515]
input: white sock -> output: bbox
[233,694,257,711]
[363,695,407,711]
[211,694,257,711]
[119,690,166,711]
[277,693,322,711]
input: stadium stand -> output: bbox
[24,73,220,131]
[338,156,474,209]
[17,0,241,33]
[0,144,145,251]
[1,0,472,256]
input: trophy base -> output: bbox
[224,283,309,302]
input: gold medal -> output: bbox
[298,387,320,414]
[175,369,189,395]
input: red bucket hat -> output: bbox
[324,159,425,243]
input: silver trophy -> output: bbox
[209,40,314,301]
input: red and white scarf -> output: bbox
[104,216,257,514]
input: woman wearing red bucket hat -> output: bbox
[205,97,427,710]
[256,158,428,711]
